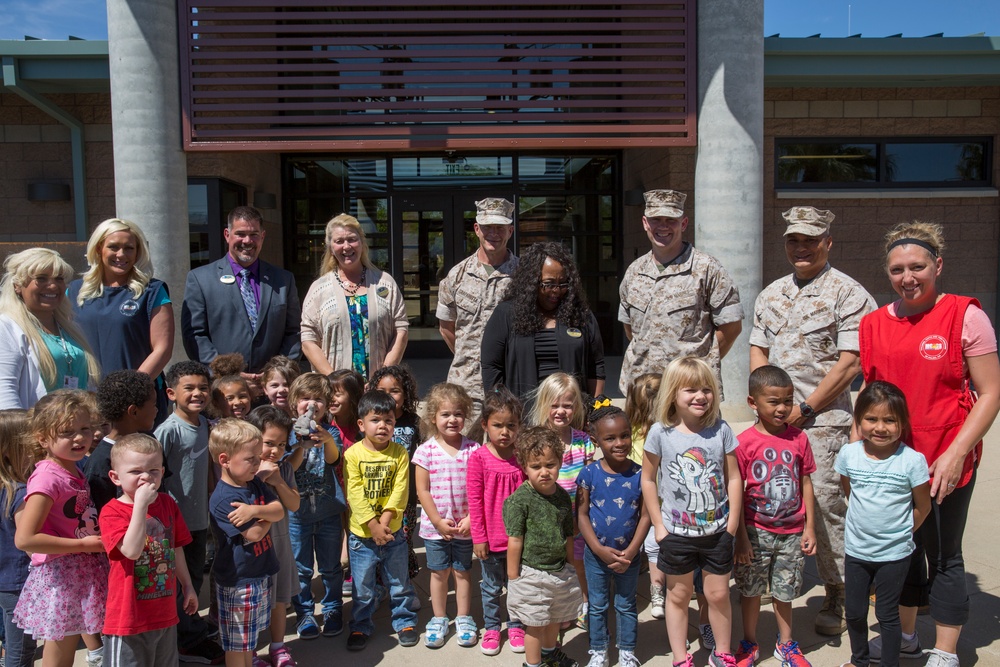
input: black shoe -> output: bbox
[398,626,420,647]
[542,648,579,667]
[346,631,368,651]
[178,637,225,665]
[322,610,344,637]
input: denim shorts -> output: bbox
[424,538,474,572]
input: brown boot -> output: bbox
[814,583,847,635]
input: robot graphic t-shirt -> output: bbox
[736,425,816,534]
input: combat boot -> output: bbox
[814,583,846,635]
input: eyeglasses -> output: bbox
[539,281,570,292]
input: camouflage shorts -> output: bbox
[733,526,804,602]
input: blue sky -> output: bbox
[1,0,998,41]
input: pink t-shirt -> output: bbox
[411,436,480,540]
[736,425,816,534]
[467,445,526,553]
[25,459,100,565]
[962,305,997,357]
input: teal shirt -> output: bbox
[39,327,88,391]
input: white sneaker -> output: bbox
[618,649,641,667]
[586,649,609,667]
[925,648,959,667]
[649,584,665,620]
[424,616,449,648]
[869,632,923,662]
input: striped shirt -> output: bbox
[557,429,595,506]
[411,437,480,540]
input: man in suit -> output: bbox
[182,205,301,379]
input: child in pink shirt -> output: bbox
[466,386,525,656]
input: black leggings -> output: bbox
[900,470,975,626]
[845,554,911,667]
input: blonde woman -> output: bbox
[301,214,408,378]
[0,249,100,409]
[69,219,174,422]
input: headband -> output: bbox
[887,237,938,257]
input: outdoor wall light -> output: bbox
[27,182,71,202]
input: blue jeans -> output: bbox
[347,530,419,634]
[479,550,523,632]
[289,514,344,617]
[583,546,639,652]
[0,591,36,667]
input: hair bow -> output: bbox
[592,397,611,409]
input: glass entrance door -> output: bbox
[393,193,492,350]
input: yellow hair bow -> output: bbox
[592,398,611,409]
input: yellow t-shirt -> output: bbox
[343,441,410,537]
[629,425,647,465]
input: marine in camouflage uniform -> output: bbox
[749,205,876,636]
[437,197,519,404]
[619,189,744,396]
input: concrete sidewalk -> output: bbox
[69,414,1000,667]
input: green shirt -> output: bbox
[502,481,574,571]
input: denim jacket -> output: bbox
[290,422,347,523]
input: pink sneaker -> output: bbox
[252,655,270,667]
[481,629,502,656]
[508,626,525,654]
[270,646,297,667]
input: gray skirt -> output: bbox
[507,563,583,627]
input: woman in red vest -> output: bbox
[859,221,1000,667]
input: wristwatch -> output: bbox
[799,402,816,419]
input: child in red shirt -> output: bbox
[100,433,198,666]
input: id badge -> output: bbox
[62,376,79,389]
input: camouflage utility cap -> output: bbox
[643,189,687,219]
[782,206,835,237]
[475,197,515,225]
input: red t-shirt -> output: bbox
[100,493,192,636]
[736,425,817,534]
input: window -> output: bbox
[776,137,992,189]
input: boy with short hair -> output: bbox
[246,406,301,667]
[208,419,285,667]
[100,433,199,667]
[342,390,419,652]
[733,366,818,667]
[155,360,225,664]
[87,370,159,513]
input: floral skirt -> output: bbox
[14,552,109,640]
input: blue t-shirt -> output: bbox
[577,460,643,549]
[644,420,738,537]
[209,478,281,586]
[834,441,930,562]
[0,485,30,592]
[290,422,346,523]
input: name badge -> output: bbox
[220,274,236,284]
[376,286,389,298]
[566,328,582,338]
[62,376,79,389]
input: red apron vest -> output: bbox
[859,294,981,488]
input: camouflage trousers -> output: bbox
[802,424,849,586]
[734,526,805,602]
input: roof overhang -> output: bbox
[0,39,110,93]
[764,35,1000,87]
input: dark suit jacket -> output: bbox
[181,257,302,372]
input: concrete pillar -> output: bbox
[694,0,764,420]
[106,0,189,363]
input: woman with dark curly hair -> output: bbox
[480,242,605,399]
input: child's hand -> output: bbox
[434,518,459,540]
[80,534,105,553]
[473,542,489,560]
[228,502,257,527]
[455,515,471,538]
[800,529,817,556]
[133,479,159,507]
[734,531,753,565]
[182,583,199,614]
[257,461,279,484]
[654,525,668,543]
